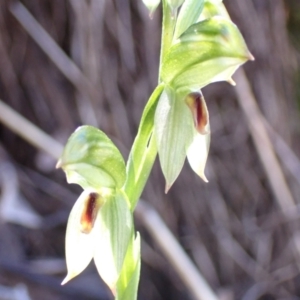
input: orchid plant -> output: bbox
[56,0,253,299]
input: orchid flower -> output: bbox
[57,126,133,294]
[154,88,210,191]
[153,0,253,191]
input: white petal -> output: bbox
[187,128,210,182]
[93,215,117,291]
[62,189,97,284]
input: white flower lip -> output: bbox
[61,189,105,285]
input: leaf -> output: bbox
[124,84,164,210]
[173,0,204,39]
[162,16,253,91]
[116,233,141,300]
[57,125,126,190]
[94,190,133,291]
[154,87,194,191]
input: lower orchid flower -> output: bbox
[57,126,133,294]
[61,187,133,294]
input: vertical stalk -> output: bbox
[125,1,176,210]
[159,0,176,81]
[123,84,164,211]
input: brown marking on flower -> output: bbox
[80,192,101,234]
[185,91,209,135]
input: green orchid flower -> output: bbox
[57,1,254,299]
[60,187,132,295]
[153,0,253,190]
[154,87,210,191]
[57,126,132,295]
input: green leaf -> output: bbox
[57,125,126,190]
[162,16,253,91]
[154,87,194,191]
[173,0,204,40]
[116,233,141,300]
[94,190,133,291]
[124,84,164,210]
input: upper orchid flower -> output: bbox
[154,88,210,192]
[153,0,253,190]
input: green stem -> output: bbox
[118,4,177,299]
[123,84,164,211]
[124,2,176,211]
[159,0,176,81]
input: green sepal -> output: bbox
[142,0,161,14]
[124,84,164,210]
[166,0,185,10]
[162,16,252,91]
[116,233,141,300]
[94,189,133,290]
[173,0,204,40]
[154,87,194,191]
[199,1,230,21]
[57,125,126,190]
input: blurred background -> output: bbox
[0,0,300,299]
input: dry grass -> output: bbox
[0,0,299,299]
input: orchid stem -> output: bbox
[159,0,176,82]
[124,1,175,211]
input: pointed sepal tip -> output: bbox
[227,78,236,86]
[165,183,172,194]
[248,52,255,61]
[61,272,76,285]
[56,159,62,169]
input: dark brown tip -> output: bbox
[185,91,209,135]
[80,192,100,234]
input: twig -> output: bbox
[0,100,63,159]
[264,119,300,187]
[234,69,300,268]
[0,260,109,300]
[136,201,219,300]
[10,1,99,127]
[0,283,31,300]
[234,69,295,211]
